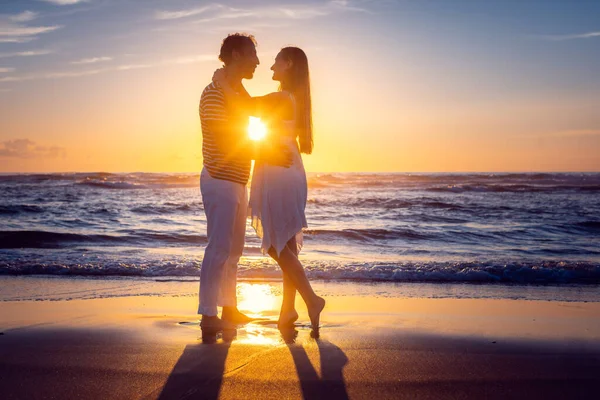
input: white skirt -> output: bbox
[249,138,308,257]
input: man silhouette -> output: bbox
[198,33,289,328]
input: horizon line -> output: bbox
[1,170,600,175]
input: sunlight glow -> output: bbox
[237,283,278,316]
[248,117,267,141]
[226,283,284,346]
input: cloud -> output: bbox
[116,63,152,71]
[0,139,66,159]
[157,1,368,23]
[45,69,103,78]
[542,31,600,41]
[0,37,36,43]
[170,54,215,64]
[38,0,88,5]
[155,5,216,20]
[71,56,112,64]
[205,21,289,34]
[0,50,53,58]
[0,24,62,37]
[0,13,62,42]
[0,53,214,82]
[10,11,39,22]
[0,67,15,73]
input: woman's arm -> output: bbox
[212,68,293,121]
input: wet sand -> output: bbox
[1,291,600,399]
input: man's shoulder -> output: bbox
[201,82,224,99]
[200,82,227,120]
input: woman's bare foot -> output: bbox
[277,309,299,329]
[308,296,325,331]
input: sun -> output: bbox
[248,117,267,141]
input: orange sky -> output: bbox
[1,1,599,172]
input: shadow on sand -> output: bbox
[157,327,235,399]
[282,327,349,399]
[158,326,348,400]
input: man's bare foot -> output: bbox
[221,307,254,324]
[308,296,325,330]
[277,309,299,329]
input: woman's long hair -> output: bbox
[279,47,313,154]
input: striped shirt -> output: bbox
[199,82,251,185]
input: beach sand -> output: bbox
[2,285,600,399]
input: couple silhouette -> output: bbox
[159,32,348,399]
[197,33,324,334]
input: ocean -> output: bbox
[1,172,599,301]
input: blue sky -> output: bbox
[0,1,599,172]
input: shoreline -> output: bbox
[0,275,600,304]
[2,275,600,303]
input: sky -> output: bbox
[0,0,599,173]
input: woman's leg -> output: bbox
[279,272,299,327]
[278,238,300,327]
[267,242,298,327]
[268,241,325,330]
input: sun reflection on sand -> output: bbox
[233,324,283,346]
[230,283,287,346]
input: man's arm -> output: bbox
[200,86,250,159]
[212,69,294,122]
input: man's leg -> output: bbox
[220,186,254,323]
[198,169,243,320]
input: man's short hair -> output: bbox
[219,33,257,65]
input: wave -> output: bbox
[306,172,600,190]
[77,180,148,190]
[426,184,600,193]
[0,172,200,189]
[88,207,119,216]
[309,197,464,210]
[0,205,45,215]
[75,173,199,189]
[3,172,600,192]
[1,259,598,284]
[575,221,600,230]
[130,203,202,215]
[304,228,432,241]
[0,230,207,249]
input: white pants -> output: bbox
[198,168,248,316]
